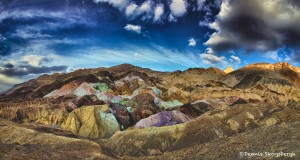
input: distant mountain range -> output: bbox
[1,62,300,102]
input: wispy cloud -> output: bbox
[0,9,91,24]
[64,44,202,71]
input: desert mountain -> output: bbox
[0,62,300,159]
[224,66,234,73]
[222,62,300,88]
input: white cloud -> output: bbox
[200,54,226,65]
[199,49,241,68]
[188,38,196,47]
[153,4,164,22]
[199,48,227,67]
[125,1,155,20]
[264,51,282,61]
[170,0,188,17]
[139,0,153,13]
[205,48,214,54]
[124,24,141,34]
[0,53,62,91]
[92,0,190,23]
[199,16,211,27]
[125,3,138,17]
[263,50,292,62]
[93,0,167,23]
[230,55,241,64]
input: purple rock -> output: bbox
[135,110,191,128]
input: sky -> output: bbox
[0,0,300,91]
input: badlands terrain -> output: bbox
[0,62,300,159]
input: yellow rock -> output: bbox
[61,105,120,138]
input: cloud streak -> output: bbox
[67,44,202,71]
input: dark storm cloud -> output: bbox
[0,64,67,76]
[205,0,300,61]
[3,63,14,68]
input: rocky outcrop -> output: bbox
[74,94,104,107]
[61,105,120,138]
[109,103,134,130]
[0,98,70,125]
[126,93,161,122]
[45,81,98,98]
[135,111,190,128]
[174,100,213,118]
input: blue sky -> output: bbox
[0,0,300,91]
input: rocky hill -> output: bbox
[0,62,300,159]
